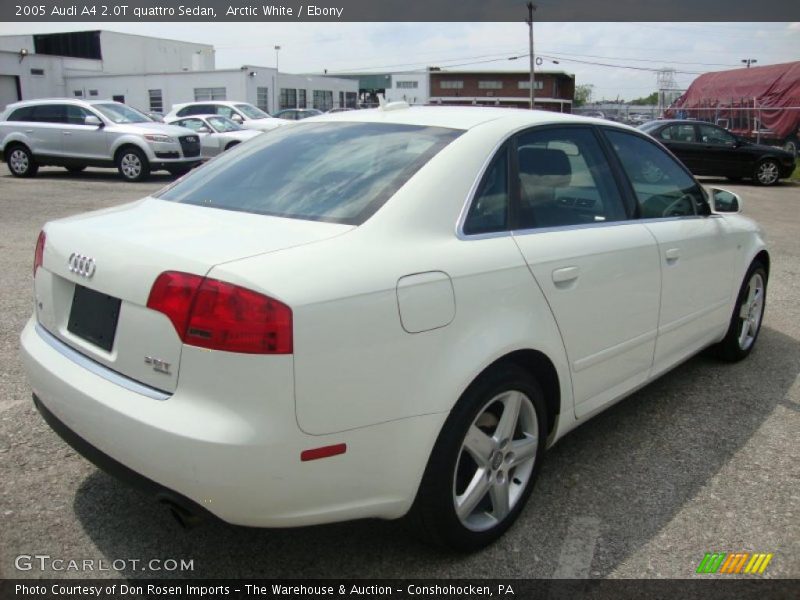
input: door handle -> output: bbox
[665,248,680,263]
[552,266,580,284]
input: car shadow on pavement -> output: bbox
[1,170,175,184]
[72,325,800,578]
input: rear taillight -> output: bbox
[33,230,46,276]
[147,271,293,354]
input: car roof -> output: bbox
[306,105,635,132]
[5,98,123,108]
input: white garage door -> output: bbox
[0,76,20,112]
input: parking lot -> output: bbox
[0,166,798,579]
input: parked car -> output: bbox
[0,99,202,181]
[165,114,262,159]
[165,101,286,132]
[582,110,606,119]
[639,119,795,186]
[327,107,355,113]
[273,109,324,120]
[22,107,768,551]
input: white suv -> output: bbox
[0,99,202,181]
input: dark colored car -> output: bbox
[639,119,795,186]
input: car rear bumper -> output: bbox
[20,316,441,527]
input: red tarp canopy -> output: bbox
[668,61,800,140]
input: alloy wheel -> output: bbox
[756,161,779,185]
[737,272,764,351]
[120,153,142,179]
[9,149,29,174]
[453,390,538,532]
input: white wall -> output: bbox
[0,35,34,54]
[0,51,67,109]
[98,31,215,74]
[385,72,429,105]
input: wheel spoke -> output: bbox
[455,469,490,520]
[464,425,494,467]
[490,480,510,521]
[508,434,537,468]
[495,391,522,443]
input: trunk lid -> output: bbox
[36,197,352,393]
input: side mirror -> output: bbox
[84,115,103,127]
[230,114,244,123]
[197,126,211,133]
[709,187,742,214]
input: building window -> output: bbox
[478,81,502,89]
[345,91,357,108]
[148,89,163,113]
[73,90,83,97]
[313,90,333,111]
[194,87,226,101]
[396,81,419,89]
[298,89,307,109]
[256,87,270,112]
[439,80,464,90]
[518,80,544,90]
[279,88,297,110]
[339,91,344,108]
[89,89,98,96]
[30,68,44,76]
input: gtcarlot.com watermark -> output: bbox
[15,554,194,572]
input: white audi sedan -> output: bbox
[21,105,768,551]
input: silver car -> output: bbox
[0,99,202,181]
[165,114,262,159]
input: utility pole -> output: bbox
[527,2,536,110]
[741,58,757,68]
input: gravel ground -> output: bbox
[1,167,798,579]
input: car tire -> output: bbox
[713,261,767,362]
[116,147,151,182]
[753,159,780,186]
[6,144,38,178]
[407,363,547,551]
[65,165,87,174]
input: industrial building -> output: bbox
[0,30,358,113]
[325,68,574,111]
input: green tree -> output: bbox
[629,92,659,105]
[574,84,594,107]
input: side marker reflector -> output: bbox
[301,443,347,462]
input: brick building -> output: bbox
[429,70,575,112]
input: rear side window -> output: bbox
[604,129,705,219]
[158,122,462,225]
[660,124,695,142]
[463,146,509,235]
[8,106,35,121]
[32,104,67,123]
[178,104,214,117]
[515,127,627,229]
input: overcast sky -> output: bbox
[3,22,798,100]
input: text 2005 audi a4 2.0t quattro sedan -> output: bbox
[21,105,768,551]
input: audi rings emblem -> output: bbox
[68,253,96,278]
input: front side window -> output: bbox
[234,103,269,119]
[158,122,462,225]
[92,103,149,124]
[604,129,705,219]
[515,127,628,229]
[65,105,94,125]
[207,116,241,132]
[176,118,205,132]
[660,124,696,142]
[698,124,736,146]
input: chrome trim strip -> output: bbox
[657,298,729,337]
[35,324,171,401]
[572,329,658,373]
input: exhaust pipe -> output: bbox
[158,497,203,529]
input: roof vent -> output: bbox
[377,94,409,112]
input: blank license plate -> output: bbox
[67,285,121,352]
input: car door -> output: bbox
[507,126,662,419]
[602,128,739,376]
[28,104,66,157]
[656,123,703,172]
[697,123,748,176]
[61,105,108,160]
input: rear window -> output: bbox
[157,122,462,225]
